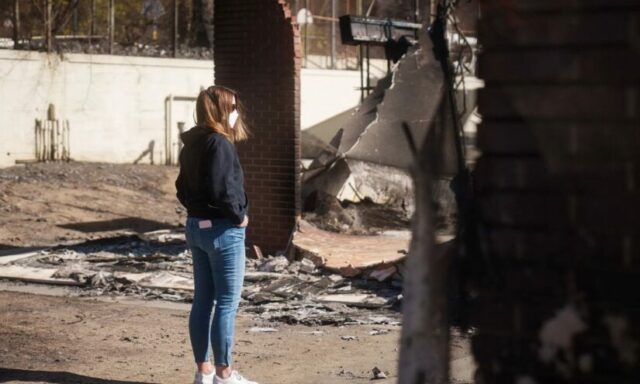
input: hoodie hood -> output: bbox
[180,126,213,146]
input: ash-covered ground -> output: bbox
[0,161,474,383]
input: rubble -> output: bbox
[257,256,290,273]
[0,228,403,326]
[369,265,398,282]
[314,294,393,309]
[247,245,264,260]
[372,366,388,380]
[299,258,317,274]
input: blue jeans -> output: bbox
[185,217,246,367]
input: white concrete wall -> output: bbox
[300,68,360,130]
[300,64,387,131]
[0,49,371,168]
[0,50,213,167]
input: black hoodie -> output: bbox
[175,126,248,225]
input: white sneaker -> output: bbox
[213,370,259,384]
[193,370,215,384]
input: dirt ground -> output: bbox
[0,162,474,383]
[0,162,182,250]
[0,286,472,384]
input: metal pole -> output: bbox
[366,44,370,95]
[359,45,364,101]
[173,0,179,58]
[90,0,95,34]
[330,0,337,69]
[366,0,375,16]
[13,0,20,49]
[45,0,52,53]
[165,95,173,165]
[72,5,78,35]
[358,0,363,100]
[108,0,114,54]
[304,0,309,67]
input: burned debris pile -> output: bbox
[0,228,402,326]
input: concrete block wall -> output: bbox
[213,0,301,254]
[472,0,640,382]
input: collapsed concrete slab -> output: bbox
[292,220,410,277]
[301,29,460,239]
[341,42,453,171]
[293,220,455,278]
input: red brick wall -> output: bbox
[473,0,640,382]
[213,1,301,255]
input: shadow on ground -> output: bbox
[0,367,155,384]
[58,218,175,233]
[0,245,48,256]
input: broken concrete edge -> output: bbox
[293,242,406,279]
[0,250,44,265]
[313,293,395,309]
[292,221,456,279]
[322,260,402,280]
[291,221,409,277]
[0,275,82,287]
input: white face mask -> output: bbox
[228,96,238,128]
[228,110,239,128]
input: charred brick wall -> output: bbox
[472,1,640,382]
[214,1,301,254]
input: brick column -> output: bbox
[214,1,301,254]
[473,1,640,382]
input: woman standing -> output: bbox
[175,86,257,384]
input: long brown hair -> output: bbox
[195,85,249,142]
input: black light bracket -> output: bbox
[339,15,422,101]
[339,15,421,46]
